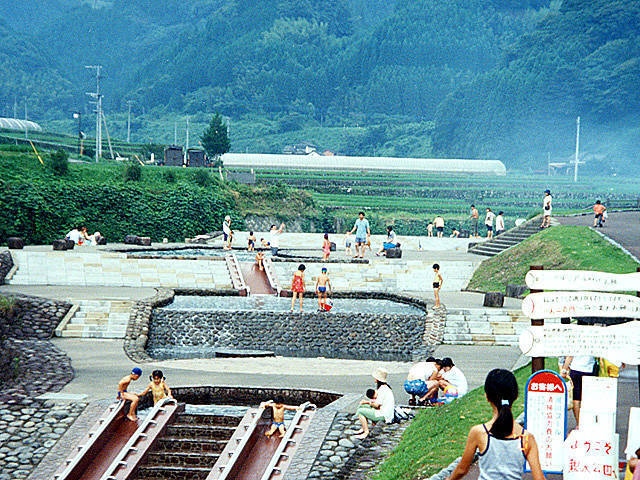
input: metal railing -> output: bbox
[225,253,249,293]
[260,402,316,480]
[100,398,179,480]
[262,256,281,296]
[54,400,126,480]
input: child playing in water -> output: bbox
[322,233,331,261]
[261,396,301,438]
[290,264,306,312]
[117,367,143,421]
[315,267,332,311]
[255,250,265,271]
[446,369,544,480]
[247,231,256,251]
[139,369,173,405]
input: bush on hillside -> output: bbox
[49,149,69,176]
[124,162,142,181]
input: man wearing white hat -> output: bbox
[353,367,395,439]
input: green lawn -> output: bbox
[374,359,557,480]
[467,226,640,293]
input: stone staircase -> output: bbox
[56,299,132,338]
[132,413,241,480]
[466,216,556,257]
[443,307,562,346]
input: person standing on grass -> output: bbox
[349,211,370,259]
[540,189,552,228]
[446,369,545,480]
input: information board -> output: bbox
[563,429,619,479]
[525,269,640,292]
[522,291,640,319]
[524,370,567,474]
[518,322,640,365]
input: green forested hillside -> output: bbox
[0,0,638,172]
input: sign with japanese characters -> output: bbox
[524,370,567,474]
[518,322,640,365]
[525,269,640,292]
[522,291,640,319]
[563,429,619,479]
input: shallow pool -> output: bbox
[127,248,260,262]
[160,295,424,314]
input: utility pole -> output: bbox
[73,112,82,155]
[185,116,190,150]
[126,101,132,143]
[573,116,580,183]
[24,101,28,140]
[85,65,102,162]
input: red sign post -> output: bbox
[524,369,567,474]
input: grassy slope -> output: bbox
[374,360,556,480]
[467,225,640,292]
[375,225,639,479]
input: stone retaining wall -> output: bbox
[0,250,13,284]
[125,290,442,363]
[144,292,432,362]
[0,295,72,340]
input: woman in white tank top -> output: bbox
[446,369,545,480]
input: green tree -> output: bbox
[200,114,230,167]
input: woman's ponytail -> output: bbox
[484,369,518,439]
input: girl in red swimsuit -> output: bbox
[291,264,306,312]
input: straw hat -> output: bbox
[372,367,388,383]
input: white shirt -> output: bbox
[543,194,552,213]
[270,228,281,248]
[407,362,436,381]
[376,384,395,423]
[485,211,495,226]
[442,366,468,396]
[223,221,231,235]
[496,215,505,231]
[570,356,595,373]
[66,229,81,244]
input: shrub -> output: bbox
[0,295,16,317]
[162,169,177,183]
[192,168,211,187]
[50,149,69,176]
[124,162,142,182]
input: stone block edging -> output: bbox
[0,250,14,284]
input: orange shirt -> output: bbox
[594,204,606,215]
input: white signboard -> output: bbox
[518,322,640,365]
[525,370,567,474]
[526,269,640,292]
[580,377,617,436]
[522,291,640,319]
[563,429,619,479]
